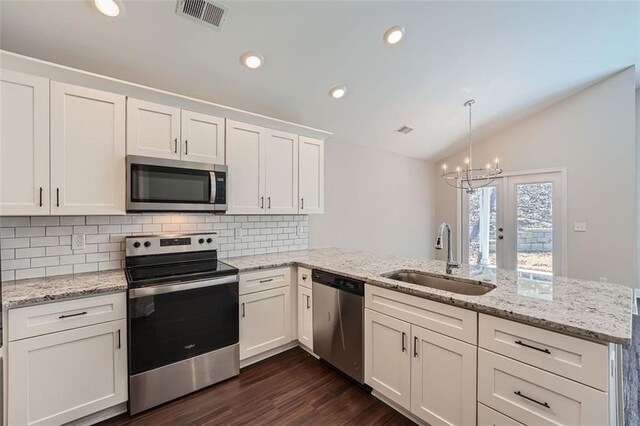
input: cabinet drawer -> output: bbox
[298,267,312,289]
[478,349,608,426]
[240,267,291,295]
[478,403,524,425]
[479,314,609,390]
[365,285,477,344]
[8,293,126,341]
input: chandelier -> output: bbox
[441,100,502,194]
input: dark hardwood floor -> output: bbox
[101,347,414,426]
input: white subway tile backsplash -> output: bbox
[1,214,309,280]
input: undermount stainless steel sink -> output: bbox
[382,270,496,296]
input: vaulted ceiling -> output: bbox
[1,1,638,159]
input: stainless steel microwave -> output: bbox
[126,155,227,213]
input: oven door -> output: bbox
[128,276,239,375]
[127,155,227,212]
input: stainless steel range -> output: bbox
[125,233,239,415]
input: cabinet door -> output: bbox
[226,120,266,214]
[0,70,50,215]
[298,136,324,214]
[127,98,180,159]
[50,82,126,215]
[265,130,298,214]
[181,109,225,164]
[8,319,127,426]
[239,287,291,360]
[411,324,477,426]
[298,285,313,350]
[364,309,411,410]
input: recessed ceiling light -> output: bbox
[383,26,404,45]
[241,52,264,69]
[329,86,347,99]
[94,0,120,17]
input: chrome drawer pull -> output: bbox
[515,340,551,354]
[514,391,550,409]
[59,311,87,319]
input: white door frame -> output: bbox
[458,167,568,276]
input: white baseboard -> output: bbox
[370,390,426,425]
[240,341,299,369]
[68,402,127,426]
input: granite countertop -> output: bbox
[226,248,635,345]
[2,269,127,309]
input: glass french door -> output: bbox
[462,172,564,277]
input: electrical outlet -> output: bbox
[234,227,243,240]
[574,222,587,232]
[72,234,85,250]
[297,225,304,236]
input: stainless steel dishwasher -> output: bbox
[312,269,365,384]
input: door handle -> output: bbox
[58,311,87,319]
[241,303,245,318]
[514,340,551,354]
[260,196,264,209]
[401,332,406,352]
[185,140,188,155]
[268,196,271,209]
[116,329,121,349]
[259,278,273,284]
[56,188,60,207]
[39,187,43,207]
[413,336,418,357]
[174,138,178,153]
[514,391,550,409]
[306,295,311,309]
[301,198,304,210]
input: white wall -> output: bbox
[309,140,436,258]
[436,68,636,287]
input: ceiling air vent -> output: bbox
[395,125,414,135]
[176,0,229,31]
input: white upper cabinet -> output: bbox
[265,130,298,214]
[126,98,180,160]
[127,99,225,165]
[298,136,324,214]
[50,82,126,215]
[0,70,50,216]
[181,109,225,164]
[226,120,266,214]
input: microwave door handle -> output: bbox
[210,171,217,204]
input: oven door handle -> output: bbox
[210,171,217,204]
[129,274,239,299]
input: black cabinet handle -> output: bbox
[260,196,264,209]
[174,138,178,153]
[306,295,311,309]
[401,332,406,352]
[59,311,87,319]
[413,336,418,357]
[301,198,304,210]
[259,278,274,284]
[514,391,550,409]
[116,329,121,349]
[515,340,551,354]
[39,187,43,207]
[185,140,188,155]
[268,196,271,209]
[56,188,60,207]
[241,303,245,318]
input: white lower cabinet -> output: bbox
[239,286,292,360]
[8,319,127,425]
[411,325,477,426]
[365,308,412,410]
[297,285,313,350]
[477,403,524,426]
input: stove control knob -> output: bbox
[144,241,151,248]
[133,242,141,248]
[207,238,213,244]
[199,238,205,244]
